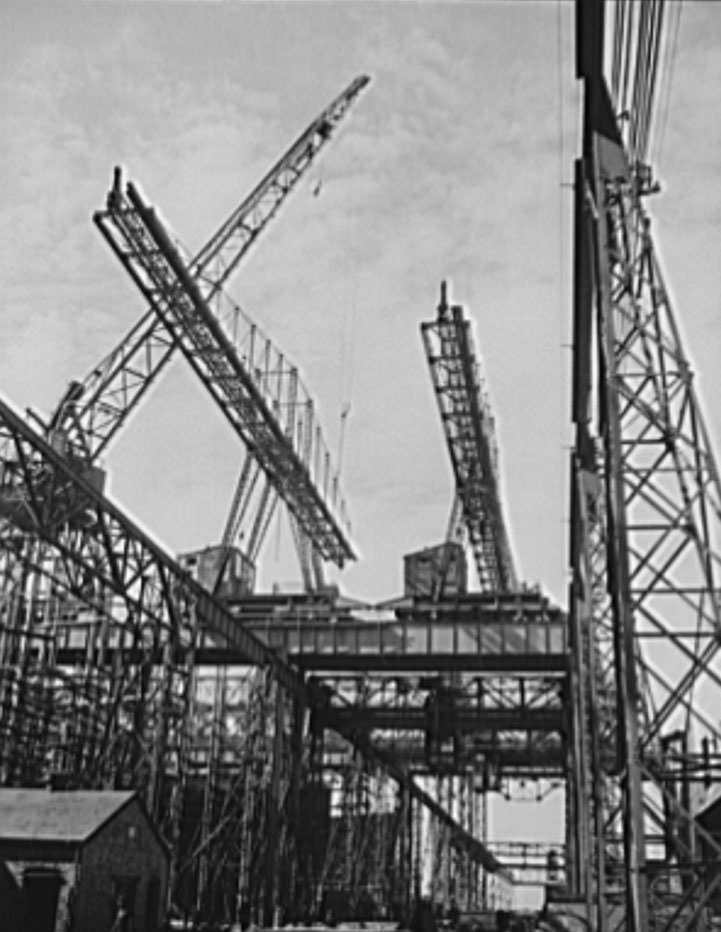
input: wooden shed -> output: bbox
[0,788,169,932]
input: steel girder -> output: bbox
[46,78,368,590]
[0,395,507,912]
[570,25,721,928]
[314,672,566,787]
[421,287,518,592]
[54,645,569,675]
[328,735,564,779]
[49,76,369,466]
[317,704,563,734]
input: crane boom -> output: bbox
[421,283,518,592]
[95,176,353,566]
[191,74,370,299]
[48,75,370,462]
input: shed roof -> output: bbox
[0,789,136,845]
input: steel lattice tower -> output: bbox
[568,2,721,929]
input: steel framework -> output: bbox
[0,393,506,921]
[49,75,368,467]
[421,283,518,592]
[0,71,524,922]
[94,173,352,566]
[567,2,721,929]
[8,6,721,928]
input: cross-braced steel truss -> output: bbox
[0,393,506,922]
[569,28,721,929]
[421,285,518,592]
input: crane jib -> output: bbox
[49,74,371,465]
[97,177,354,567]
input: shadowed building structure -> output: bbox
[0,789,168,932]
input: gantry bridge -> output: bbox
[2,2,721,931]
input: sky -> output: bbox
[2,0,719,610]
[1,0,720,903]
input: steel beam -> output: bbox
[94,179,353,566]
[316,706,564,734]
[50,76,369,465]
[0,394,503,873]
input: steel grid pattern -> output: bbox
[50,76,369,467]
[94,178,353,565]
[569,30,721,927]
[421,296,517,592]
[0,393,504,909]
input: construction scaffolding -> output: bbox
[2,4,721,931]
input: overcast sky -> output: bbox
[1,2,719,609]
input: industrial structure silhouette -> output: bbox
[1,2,719,930]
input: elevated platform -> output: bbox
[229,590,569,673]
[322,734,565,778]
[53,590,569,675]
[316,705,564,733]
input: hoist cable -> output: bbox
[611,0,623,105]
[636,0,653,160]
[629,0,650,162]
[613,0,667,170]
[652,1,683,169]
[620,0,637,138]
[640,0,665,166]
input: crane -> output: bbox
[47,75,369,467]
[93,171,353,567]
[0,390,503,896]
[566,1,721,926]
[421,282,518,593]
[47,75,369,584]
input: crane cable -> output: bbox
[635,0,652,164]
[639,0,665,165]
[556,0,568,592]
[610,0,625,105]
[334,118,364,511]
[650,0,683,169]
[611,0,675,171]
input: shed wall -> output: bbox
[77,798,168,932]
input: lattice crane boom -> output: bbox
[191,74,369,299]
[95,175,353,566]
[421,283,518,592]
[48,75,370,463]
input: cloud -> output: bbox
[6,0,708,609]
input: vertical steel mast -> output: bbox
[569,1,721,929]
[47,76,369,583]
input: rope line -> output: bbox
[609,0,681,174]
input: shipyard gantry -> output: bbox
[1,2,720,932]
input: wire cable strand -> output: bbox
[651,1,683,169]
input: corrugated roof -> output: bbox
[0,789,136,844]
